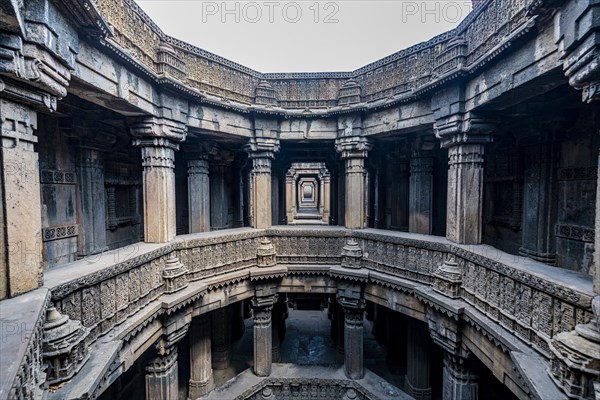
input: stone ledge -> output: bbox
[203,364,412,400]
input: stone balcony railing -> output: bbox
[1,227,593,400]
[91,0,541,111]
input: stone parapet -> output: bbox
[2,227,593,400]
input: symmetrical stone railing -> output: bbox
[93,0,538,110]
[4,227,593,400]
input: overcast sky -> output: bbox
[135,0,472,73]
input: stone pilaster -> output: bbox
[519,134,559,264]
[130,117,187,243]
[335,136,373,229]
[244,137,280,229]
[211,307,232,370]
[187,155,210,233]
[251,293,278,377]
[409,153,434,235]
[406,321,432,400]
[0,98,43,298]
[146,350,179,400]
[189,315,213,398]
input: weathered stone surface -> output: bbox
[0,99,43,298]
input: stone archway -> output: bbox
[285,162,331,224]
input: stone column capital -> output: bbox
[244,137,280,159]
[434,112,496,149]
[157,311,191,355]
[251,293,279,311]
[335,136,373,159]
[426,308,469,360]
[129,116,187,144]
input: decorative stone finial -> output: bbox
[43,307,89,385]
[257,238,277,268]
[432,254,462,299]
[255,80,278,107]
[341,238,363,269]
[549,295,600,399]
[337,79,362,106]
[162,253,189,294]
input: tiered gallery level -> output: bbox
[1,0,600,399]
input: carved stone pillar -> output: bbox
[342,306,365,379]
[323,173,331,224]
[519,134,559,264]
[245,137,280,229]
[332,238,368,379]
[335,136,373,229]
[189,315,213,398]
[146,350,179,400]
[409,153,434,235]
[130,117,187,243]
[187,155,210,233]
[0,99,43,298]
[443,354,478,400]
[446,143,486,245]
[233,158,246,228]
[427,308,477,400]
[251,294,278,377]
[385,156,410,231]
[210,148,234,230]
[211,306,232,370]
[406,321,432,400]
[271,298,284,363]
[147,310,190,400]
[335,302,345,363]
[285,170,295,224]
[435,113,494,244]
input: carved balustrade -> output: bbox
[7,227,594,399]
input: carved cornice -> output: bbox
[86,0,540,113]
